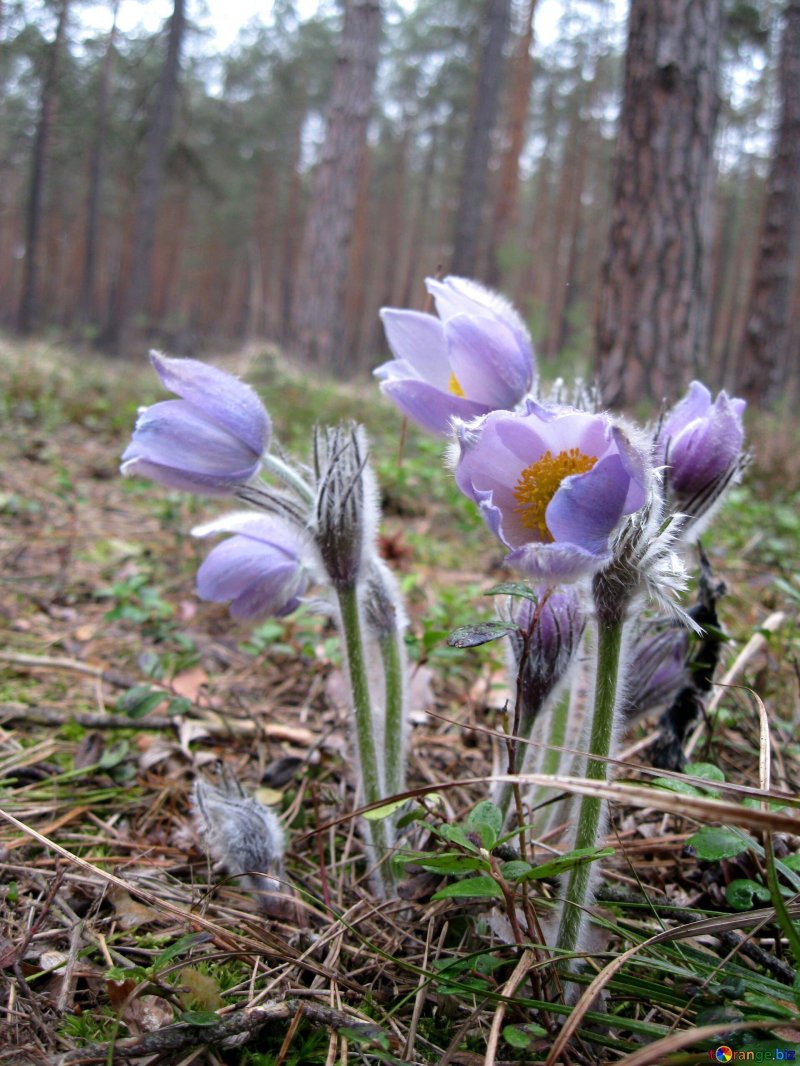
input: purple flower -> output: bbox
[657,382,745,517]
[454,404,649,582]
[121,352,270,495]
[192,512,309,620]
[620,625,689,721]
[376,276,535,434]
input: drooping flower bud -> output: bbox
[620,623,689,722]
[311,423,377,590]
[121,352,270,495]
[192,512,312,620]
[376,276,535,435]
[193,769,285,904]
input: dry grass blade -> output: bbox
[483,948,536,1066]
[613,1019,790,1066]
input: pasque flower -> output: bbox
[192,512,310,620]
[506,586,585,712]
[657,382,745,522]
[121,352,270,494]
[454,403,649,582]
[376,276,535,434]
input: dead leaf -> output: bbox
[178,967,225,1011]
[109,887,160,930]
[123,993,174,1033]
[171,666,208,702]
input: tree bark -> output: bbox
[290,0,382,374]
[80,0,119,327]
[594,0,722,407]
[117,0,185,353]
[736,0,800,408]
[17,0,70,334]
[451,0,512,277]
[485,0,537,286]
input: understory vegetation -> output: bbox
[1,336,799,1065]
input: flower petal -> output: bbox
[379,378,489,435]
[149,351,269,456]
[445,313,532,407]
[124,401,260,474]
[427,276,534,360]
[378,309,450,389]
[546,452,631,554]
[505,542,607,583]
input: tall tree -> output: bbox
[117,0,185,352]
[594,0,723,406]
[451,0,511,276]
[79,0,119,327]
[485,0,537,286]
[16,0,70,334]
[290,0,382,373]
[736,0,800,407]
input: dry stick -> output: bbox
[54,1000,381,1065]
[404,916,435,1058]
[483,948,536,1066]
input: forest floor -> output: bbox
[1,335,799,1066]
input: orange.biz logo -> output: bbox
[708,1051,797,1062]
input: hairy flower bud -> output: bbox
[193,769,285,904]
[312,423,376,590]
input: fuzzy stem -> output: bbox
[336,584,392,896]
[555,613,624,962]
[379,631,405,801]
[529,687,571,832]
[261,452,314,504]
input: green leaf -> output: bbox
[180,1010,220,1026]
[152,933,206,971]
[503,1023,547,1049]
[465,800,502,849]
[652,776,704,797]
[484,582,539,604]
[432,876,503,900]
[447,621,519,648]
[116,684,168,718]
[689,826,753,861]
[363,799,407,821]
[517,846,615,883]
[499,860,533,881]
[726,879,771,911]
[436,824,477,851]
[684,762,726,783]
[411,854,485,875]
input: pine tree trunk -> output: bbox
[594,0,722,407]
[737,0,800,408]
[485,0,537,286]
[17,0,70,334]
[400,128,438,308]
[451,0,512,277]
[290,0,382,374]
[79,0,118,327]
[117,0,185,353]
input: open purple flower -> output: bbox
[192,513,310,620]
[376,276,535,435]
[454,404,649,582]
[656,382,745,519]
[121,352,270,495]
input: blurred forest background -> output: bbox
[1,0,798,407]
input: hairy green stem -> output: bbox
[261,452,314,504]
[529,687,571,834]
[336,584,392,895]
[555,614,624,962]
[379,631,405,801]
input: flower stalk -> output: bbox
[555,606,625,963]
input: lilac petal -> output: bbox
[192,512,300,546]
[379,378,489,435]
[427,276,534,361]
[445,314,532,407]
[546,452,631,554]
[196,537,293,601]
[229,562,304,620]
[149,351,269,456]
[124,401,261,475]
[379,309,450,389]
[505,542,607,583]
[660,381,711,441]
[120,457,249,495]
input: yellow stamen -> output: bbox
[513,448,598,540]
[448,372,465,398]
